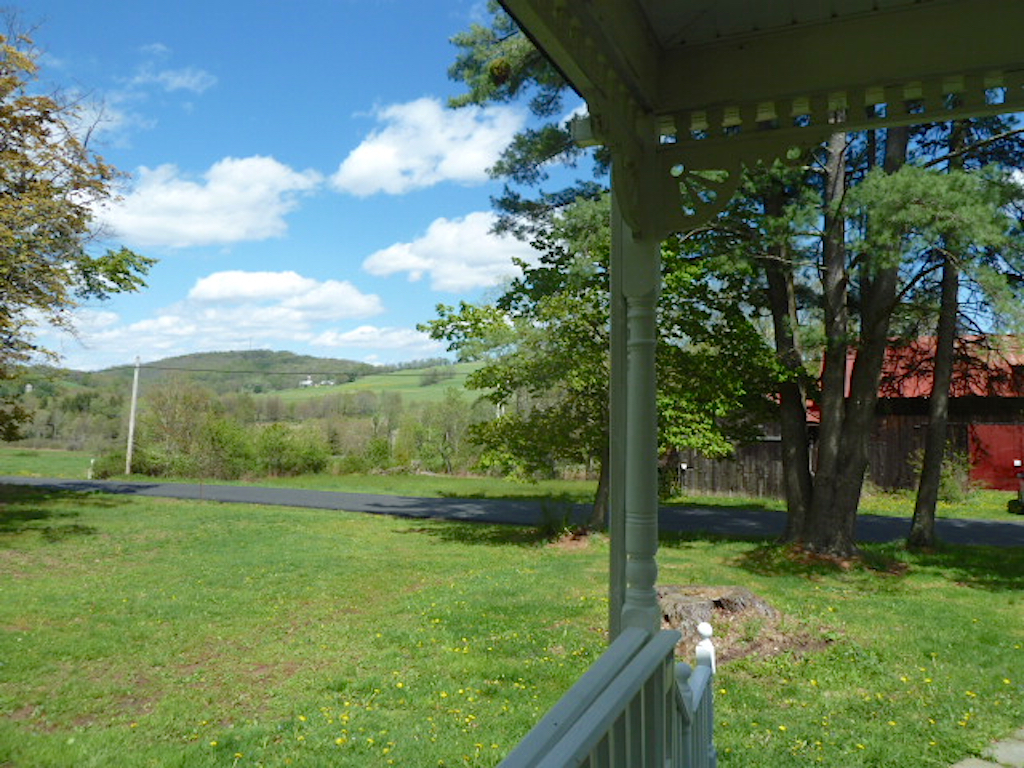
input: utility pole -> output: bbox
[125,357,141,475]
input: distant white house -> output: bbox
[298,376,336,388]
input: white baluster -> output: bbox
[696,622,716,674]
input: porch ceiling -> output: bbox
[500,0,1024,234]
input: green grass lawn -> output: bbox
[0,447,96,479]
[0,484,1021,767]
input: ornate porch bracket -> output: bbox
[577,63,1024,238]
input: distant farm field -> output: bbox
[268,361,484,406]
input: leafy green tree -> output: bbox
[706,136,1022,556]
[417,388,488,474]
[0,29,154,439]
[423,195,779,525]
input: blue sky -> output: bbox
[27,0,577,371]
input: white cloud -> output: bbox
[127,43,216,94]
[131,64,217,94]
[312,325,444,354]
[189,270,322,302]
[139,43,172,57]
[362,211,535,291]
[42,269,387,370]
[189,271,383,320]
[331,97,524,196]
[101,157,322,248]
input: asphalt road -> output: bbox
[2,476,1023,547]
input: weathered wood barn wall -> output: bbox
[671,404,1023,499]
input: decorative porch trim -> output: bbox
[507,0,1024,235]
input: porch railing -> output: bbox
[498,623,717,768]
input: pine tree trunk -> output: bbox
[804,128,909,558]
[909,121,968,549]
[909,259,958,548]
[804,133,850,549]
[761,190,812,542]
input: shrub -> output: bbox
[254,423,329,476]
[94,447,162,478]
[362,436,393,471]
[908,446,976,504]
[198,417,254,479]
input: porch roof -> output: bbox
[499,0,1024,236]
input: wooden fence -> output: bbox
[671,440,786,499]
[670,418,972,498]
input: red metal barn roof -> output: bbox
[878,336,1024,399]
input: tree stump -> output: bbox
[658,585,779,647]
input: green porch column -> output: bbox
[611,191,662,636]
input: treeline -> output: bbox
[85,378,494,480]
[12,379,126,452]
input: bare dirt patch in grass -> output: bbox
[547,529,592,551]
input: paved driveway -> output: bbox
[2,476,1022,547]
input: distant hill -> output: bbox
[68,350,454,396]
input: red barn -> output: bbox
[871,337,1024,491]
[674,337,1024,499]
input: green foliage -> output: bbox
[907,447,976,504]
[129,380,334,480]
[844,165,1014,268]
[448,2,569,118]
[423,194,782,498]
[90,449,126,479]
[0,31,154,439]
[447,1,606,236]
[254,423,329,477]
[422,200,613,488]
[418,365,455,387]
[361,436,393,470]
